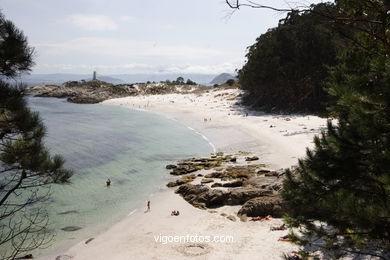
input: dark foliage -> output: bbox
[238,3,343,113]
[0,12,72,260]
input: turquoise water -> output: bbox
[27,97,212,256]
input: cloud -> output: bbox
[35,37,224,60]
[120,16,135,23]
[65,14,118,31]
[33,62,240,75]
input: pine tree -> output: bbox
[282,1,390,258]
[0,12,72,259]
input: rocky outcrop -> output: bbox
[167,174,197,187]
[245,156,259,161]
[166,164,177,169]
[237,196,284,218]
[26,81,206,104]
[204,165,264,180]
[26,80,140,104]
[169,155,237,176]
[168,154,286,219]
[221,180,243,187]
[200,178,214,184]
[175,184,276,209]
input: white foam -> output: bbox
[127,209,137,217]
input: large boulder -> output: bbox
[237,196,284,218]
[226,187,274,205]
[170,164,198,175]
[166,174,196,187]
[222,180,243,187]
[197,189,228,208]
[175,184,228,208]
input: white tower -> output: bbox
[93,71,97,81]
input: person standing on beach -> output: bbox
[147,201,150,211]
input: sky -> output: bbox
[1,0,324,75]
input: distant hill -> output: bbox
[111,74,217,85]
[18,74,123,86]
[210,73,236,85]
[18,73,219,87]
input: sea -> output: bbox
[25,96,213,257]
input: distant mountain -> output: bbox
[210,73,236,85]
[17,73,220,86]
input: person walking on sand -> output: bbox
[106,178,111,187]
[147,200,151,211]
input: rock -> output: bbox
[166,164,177,169]
[221,213,227,217]
[271,183,282,191]
[239,214,248,222]
[216,152,224,156]
[211,183,223,188]
[237,196,284,218]
[61,226,82,232]
[15,254,33,259]
[167,174,196,187]
[208,210,218,214]
[226,187,273,205]
[85,238,94,244]
[264,171,279,177]
[55,255,73,260]
[175,183,276,209]
[245,156,259,161]
[197,174,203,177]
[58,210,78,215]
[205,165,263,180]
[175,184,210,209]
[227,215,236,222]
[222,180,243,187]
[200,178,214,184]
[175,184,229,208]
[170,164,198,175]
[197,189,228,208]
[257,169,271,174]
[230,157,237,162]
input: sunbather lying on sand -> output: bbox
[270,223,286,231]
[171,210,180,216]
[278,235,292,242]
[250,215,273,221]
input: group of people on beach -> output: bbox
[171,210,180,216]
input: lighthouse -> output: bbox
[92,71,97,81]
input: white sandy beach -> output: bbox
[42,88,329,260]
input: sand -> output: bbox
[40,88,329,260]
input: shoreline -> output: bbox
[40,88,329,259]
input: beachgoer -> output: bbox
[278,235,292,242]
[147,201,150,211]
[106,178,111,187]
[270,224,286,231]
[250,216,262,221]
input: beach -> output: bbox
[43,88,328,260]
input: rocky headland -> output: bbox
[26,80,208,104]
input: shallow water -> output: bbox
[25,96,212,256]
